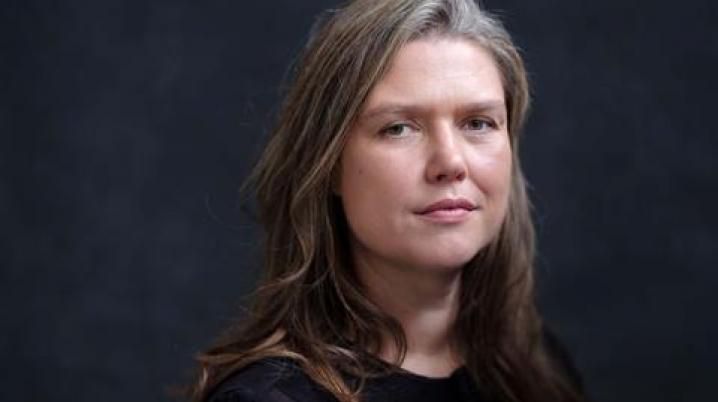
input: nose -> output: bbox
[424,127,468,184]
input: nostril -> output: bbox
[434,169,465,183]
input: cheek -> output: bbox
[470,144,513,221]
[337,143,419,251]
[472,142,511,190]
[495,155,513,224]
[339,148,408,217]
[495,156,513,204]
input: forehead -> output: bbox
[362,37,505,111]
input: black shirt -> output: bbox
[207,357,488,402]
[206,331,583,402]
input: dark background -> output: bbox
[3,0,717,401]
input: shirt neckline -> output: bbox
[368,356,468,383]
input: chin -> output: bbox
[409,246,481,273]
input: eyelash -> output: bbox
[378,118,497,137]
[464,118,498,131]
[379,123,414,137]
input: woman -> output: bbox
[190,0,585,401]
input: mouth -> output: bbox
[417,198,477,215]
[414,198,478,223]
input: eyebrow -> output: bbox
[359,100,507,121]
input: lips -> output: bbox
[417,198,477,214]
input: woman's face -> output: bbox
[338,37,512,274]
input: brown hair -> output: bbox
[189,1,583,401]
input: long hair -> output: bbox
[190,1,582,401]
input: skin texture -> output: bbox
[337,37,512,377]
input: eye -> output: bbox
[464,118,496,132]
[380,123,412,137]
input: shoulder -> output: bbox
[206,357,337,402]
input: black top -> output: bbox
[206,330,583,402]
[207,357,483,402]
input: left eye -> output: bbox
[465,118,493,131]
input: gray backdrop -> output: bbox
[2,0,717,401]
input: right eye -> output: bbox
[380,123,411,137]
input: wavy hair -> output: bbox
[190,1,583,401]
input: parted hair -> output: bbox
[189,1,583,401]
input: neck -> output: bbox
[354,251,464,378]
